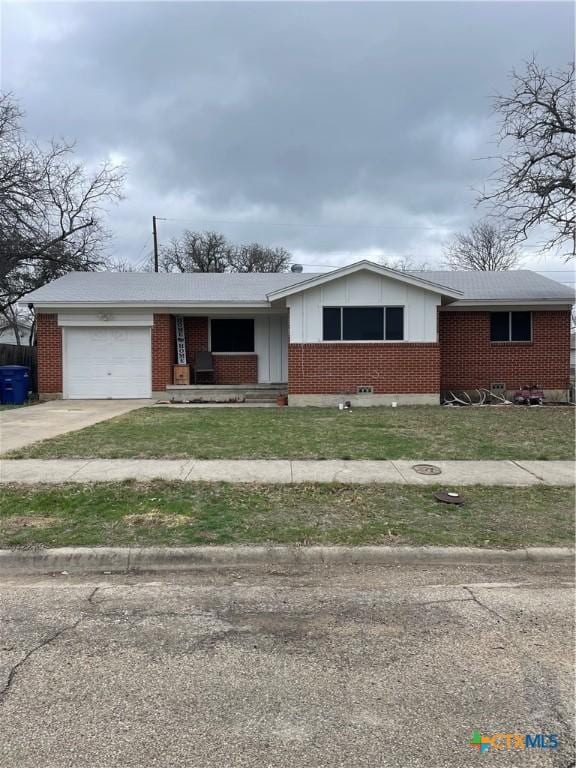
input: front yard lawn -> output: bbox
[0,482,573,549]
[8,405,575,460]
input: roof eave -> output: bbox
[21,300,273,310]
[445,298,575,308]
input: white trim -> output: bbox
[266,260,463,301]
[28,301,271,310]
[58,311,153,327]
[445,300,574,309]
[295,340,423,345]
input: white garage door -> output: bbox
[64,327,151,399]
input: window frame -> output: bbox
[209,317,255,354]
[490,311,532,343]
[322,305,405,342]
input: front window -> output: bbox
[210,318,254,352]
[322,306,404,341]
[490,311,532,342]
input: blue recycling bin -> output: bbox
[0,365,30,405]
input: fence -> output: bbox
[0,344,37,393]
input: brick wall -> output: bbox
[213,355,258,385]
[151,314,175,391]
[439,310,571,390]
[288,343,440,394]
[37,313,62,395]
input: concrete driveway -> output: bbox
[0,562,573,767]
[0,399,152,454]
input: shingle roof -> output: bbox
[23,271,323,305]
[22,267,574,305]
[409,270,574,302]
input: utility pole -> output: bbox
[152,215,159,272]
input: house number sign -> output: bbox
[175,316,187,365]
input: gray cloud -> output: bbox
[2,1,574,272]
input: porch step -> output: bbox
[165,384,286,404]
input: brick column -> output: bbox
[37,313,62,398]
[184,317,209,360]
[151,314,175,393]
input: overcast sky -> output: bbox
[1,1,574,281]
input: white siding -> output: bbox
[254,315,288,383]
[58,311,153,327]
[287,272,441,343]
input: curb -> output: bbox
[0,545,574,576]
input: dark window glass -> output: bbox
[211,318,254,352]
[323,308,341,341]
[385,307,404,340]
[490,312,510,342]
[511,312,531,341]
[343,307,384,340]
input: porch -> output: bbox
[155,312,289,398]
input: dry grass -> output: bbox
[0,481,573,549]
[9,405,575,460]
[123,512,192,528]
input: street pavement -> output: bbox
[0,562,573,767]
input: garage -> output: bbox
[64,326,151,399]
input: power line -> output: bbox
[134,234,151,260]
[132,235,153,271]
[154,215,576,261]
[289,261,575,272]
[157,216,458,232]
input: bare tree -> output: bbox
[443,221,519,271]
[478,59,575,258]
[229,243,290,273]
[0,302,31,346]
[380,255,431,272]
[160,231,232,273]
[160,230,291,273]
[107,258,141,272]
[0,93,124,310]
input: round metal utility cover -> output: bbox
[434,491,465,505]
[412,463,442,475]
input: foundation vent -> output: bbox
[357,386,374,395]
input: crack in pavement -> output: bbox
[0,586,105,706]
[87,586,100,605]
[462,585,507,623]
[462,584,574,764]
[412,597,473,607]
[0,618,83,706]
[510,459,547,483]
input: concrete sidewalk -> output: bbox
[0,458,574,485]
